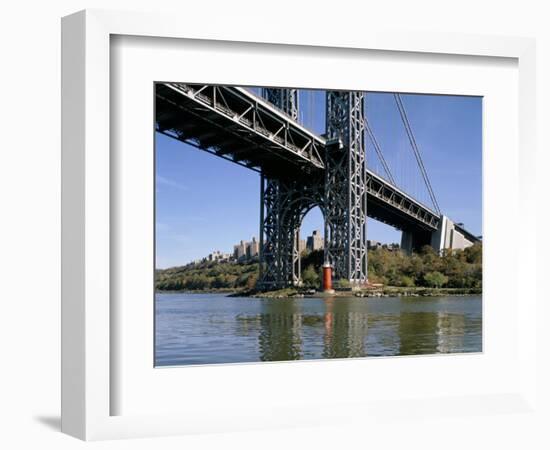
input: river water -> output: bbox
[155,293,482,366]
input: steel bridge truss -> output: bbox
[261,88,299,121]
[258,88,324,288]
[155,83,442,289]
[324,91,368,285]
[259,174,324,289]
[156,83,323,177]
[366,172,440,231]
[258,89,368,289]
[156,82,441,233]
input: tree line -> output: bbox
[366,244,482,289]
[156,259,259,291]
[155,244,482,291]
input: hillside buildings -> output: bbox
[207,250,232,262]
[233,237,259,262]
[194,232,399,267]
[367,240,400,251]
[306,230,324,251]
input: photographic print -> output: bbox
[154,84,482,366]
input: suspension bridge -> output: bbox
[156,83,480,289]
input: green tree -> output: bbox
[301,265,320,288]
[463,243,482,264]
[398,275,415,287]
[155,244,482,292]
[424,271,448,288]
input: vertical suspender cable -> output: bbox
[364,117,396,186]
[393,93,441,214]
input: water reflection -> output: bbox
[436,312,466,353]
[244,297,480,361]
[258,301,303,361]
[155,294,482,366]
[322,297,368,359]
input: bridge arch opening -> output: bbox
[275,193,326,288]
[296,205,325,288]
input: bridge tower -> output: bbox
[155,82,479,291]
[324,91,368,285]
[258,88,368,289]
[262,88,299,120]
[258,88,305,289]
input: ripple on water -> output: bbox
[154,293,482,366]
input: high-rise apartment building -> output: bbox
[306,230,324,251]
[246,237,259,259]
[233,240,248,260]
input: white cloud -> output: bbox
[156,175,188,191]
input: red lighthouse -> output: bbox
[322,262,333,292]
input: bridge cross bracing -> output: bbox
[155,82,480,289]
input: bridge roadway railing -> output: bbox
[156,82,440,232]
[366,171,440,231]
[156,83,325,176]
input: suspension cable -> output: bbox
[393,93,441,214]
[364,116,397,186]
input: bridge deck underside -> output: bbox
[156,83,324,179]
[155,83,441,233]
[367,194,436,232]
[365,174,439,232]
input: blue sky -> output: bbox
[156,90,482,269]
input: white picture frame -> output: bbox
[61,9,538,441]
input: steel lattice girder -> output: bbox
[324,91,368,285]
[258,175,282,288]
[259,89,369,289]
[155,83,458,289]
[156,83,324,176]
[156,83,440,233]
[258,174,324,289]
[262,88,299,121]
[259,88,306,289]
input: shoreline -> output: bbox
[157,286,482,299]
[246,287,482,299]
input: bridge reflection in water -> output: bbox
[253,298,371,361]
[155,294,482,366]
[236,297,480,362]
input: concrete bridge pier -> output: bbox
[432,215,478,253]
[400,230,413,255]
[400,229,432,255]
[401,215,478,255]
